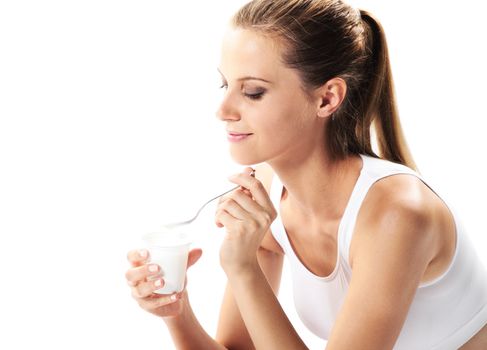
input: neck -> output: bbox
[268,147,362,223]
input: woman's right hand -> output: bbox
[125,248,203,318]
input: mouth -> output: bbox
[227,132,253,142]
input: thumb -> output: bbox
[187,248,203,268]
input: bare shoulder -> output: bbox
[362,173,438,227]
[350,173,447,268]
[326,173,457,349]
[254,163,284,255]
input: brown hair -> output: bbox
[232,0,418,170]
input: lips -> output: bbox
[228,132,252,136]
[227,131,253,142]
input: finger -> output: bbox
[215,205,224,226]
[218,171,254,202]
[227,167,255,194]
[241,188,252,197]
[215,209,239,229]
[127,249,150,267]
[187,248,203,269]
[218,186,241,204]
[243,167,256,177]
[132,277,165,299]
[125,263,161,285]
[216,191,243,227]
[138,292,181,309]
[217,197,251,221]
[226,189,263,214]
[227,173,274,211]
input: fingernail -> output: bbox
[148,264,158,272]
[138,249,147,258]
[170,294,178,301]
[154,279,162,287]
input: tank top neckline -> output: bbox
[274,153,367,281]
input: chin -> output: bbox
[229,149,262,166]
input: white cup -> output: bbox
[142,228,192,294]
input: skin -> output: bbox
[125,26,486,349]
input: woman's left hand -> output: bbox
[215,167,277,276]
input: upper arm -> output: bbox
[215,163,284,349]
[326,180,437,350]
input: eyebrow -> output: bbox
[217,68,273,84]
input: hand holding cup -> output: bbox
[125,228,202,318]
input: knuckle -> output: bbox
[135,282,152,299]
[131,288,142,300]
[215,209,226,221]
[227,191,239,201]
[249,223,258,232]
[215,207,225,217]
[126,266,145,283]
[234,222,245,235]
[221,198,235,210]
[218,201,227,211]
[156,297,171,307]
[271,208,278,220]
[250,179,262,191]
[218,199,227,209]
[248,218,257,228]
[261,212,272,225]
[239,189,252,199]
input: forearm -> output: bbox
[163,292,228,350]
[226,262,308,350]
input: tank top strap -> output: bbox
[338,154,424,266]
[269,173,288,251]
[269,155,456,269]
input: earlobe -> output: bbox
[317,98,333,118]
[316,78,347,119]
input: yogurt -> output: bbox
[142,228,192,294]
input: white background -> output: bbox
[0,1,485,349]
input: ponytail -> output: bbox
[359,10,418,171]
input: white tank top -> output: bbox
[269,154,487,349]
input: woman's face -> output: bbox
[216,27,323,166]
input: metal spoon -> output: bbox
[162,169,255,229]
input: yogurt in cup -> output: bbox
[142,228,192,294]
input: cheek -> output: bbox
[227,94,315,164]
[262,99,311,135]
[254,108,310,156]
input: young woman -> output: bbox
[125,0,487,348]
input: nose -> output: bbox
[215,93,240,122]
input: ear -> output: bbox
[315,78,347,119]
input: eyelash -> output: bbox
[245,92,264,100]
[219,84,265,101]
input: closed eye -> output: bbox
[244,91,265,100]
[219,83,265,101]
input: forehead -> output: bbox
[219,27,285,79]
